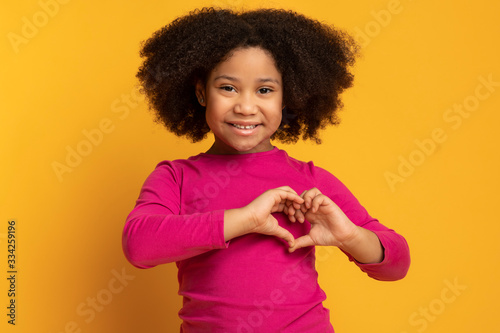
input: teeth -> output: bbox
[232,124,257,129]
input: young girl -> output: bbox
[122,7,410,332]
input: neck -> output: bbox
[205,141,274,155]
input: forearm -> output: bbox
[123,210,227,268]
[338,226,384,264]
[223,208,253,242]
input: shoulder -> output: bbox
[276,148,316,174]
[277,148,340,183]
[282,150,373,224]
[278,148,357,202]
[144,154,203,185]
[147,152,237,182]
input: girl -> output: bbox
[122,7,410,332]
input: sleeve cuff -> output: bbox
[346,229,410,281]
[213,209,230,249]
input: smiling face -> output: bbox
[196,47,283,155]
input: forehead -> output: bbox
[208,47,282,83]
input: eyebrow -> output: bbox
[214,75,281,85]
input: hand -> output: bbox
[285,188,359,253]
[244,186,304,247]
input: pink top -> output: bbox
[122,147,410,332]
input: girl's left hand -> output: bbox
[285,188,359,253]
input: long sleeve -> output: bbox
[313,166,411,281]
[122,161,228,269]
[121,148,408,331]
[345,221,410,281]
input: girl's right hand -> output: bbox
[244,186,304,247]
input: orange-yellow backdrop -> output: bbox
[2,0,499,332]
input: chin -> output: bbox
[232,146,255,153]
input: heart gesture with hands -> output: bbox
[285,188,384,264]
[224,186,304,247]
[284,188,358,251]
[225,186,384,264]
[245,186,305,247]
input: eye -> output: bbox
[220,85,236,92]
[258,87,273,94]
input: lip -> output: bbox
[227,122,261,136]
[227,121,261,127]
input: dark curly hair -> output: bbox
[137,7,359,143]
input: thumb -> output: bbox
[272,224,296,248]
[288,234,315,253]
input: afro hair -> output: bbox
[137,7,359,143]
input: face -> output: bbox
[196,47,283,154]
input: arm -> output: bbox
[286,166,410,281]
[123,162,304,268]
[123,211,228,268]
[344,220,410,281]
[223,186,304,244]
[122,162,229,268]
[287,188,410,281]
[287,189,383,264]
[337,225,384,265]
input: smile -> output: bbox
[231,124,258,129]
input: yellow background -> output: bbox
[1,0,499,332]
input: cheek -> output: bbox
[204,99,226,130]
[273,95,284,122]
[271,102,284,125]
[274,109,283,125]
[205,114,219,134]
[204,105,217,129]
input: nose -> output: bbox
[234,93,257,116]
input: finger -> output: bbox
[288,234,315,252]
[294,209,306,223]
[273,189,304,207]
[278,202,289,214]
[292,201,302,210]
[285,201,296,215]
[302,188,322,210]
[283,204,297,222]
[283,200,305,222]
[299,190,309,211]
[310,194,327,213]
[272,224,296,248]
[275,186,299,196]
[300,202,308,214]
[270,197,301,216]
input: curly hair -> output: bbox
[137,7,359,143]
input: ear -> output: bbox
[195,81,206,107]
